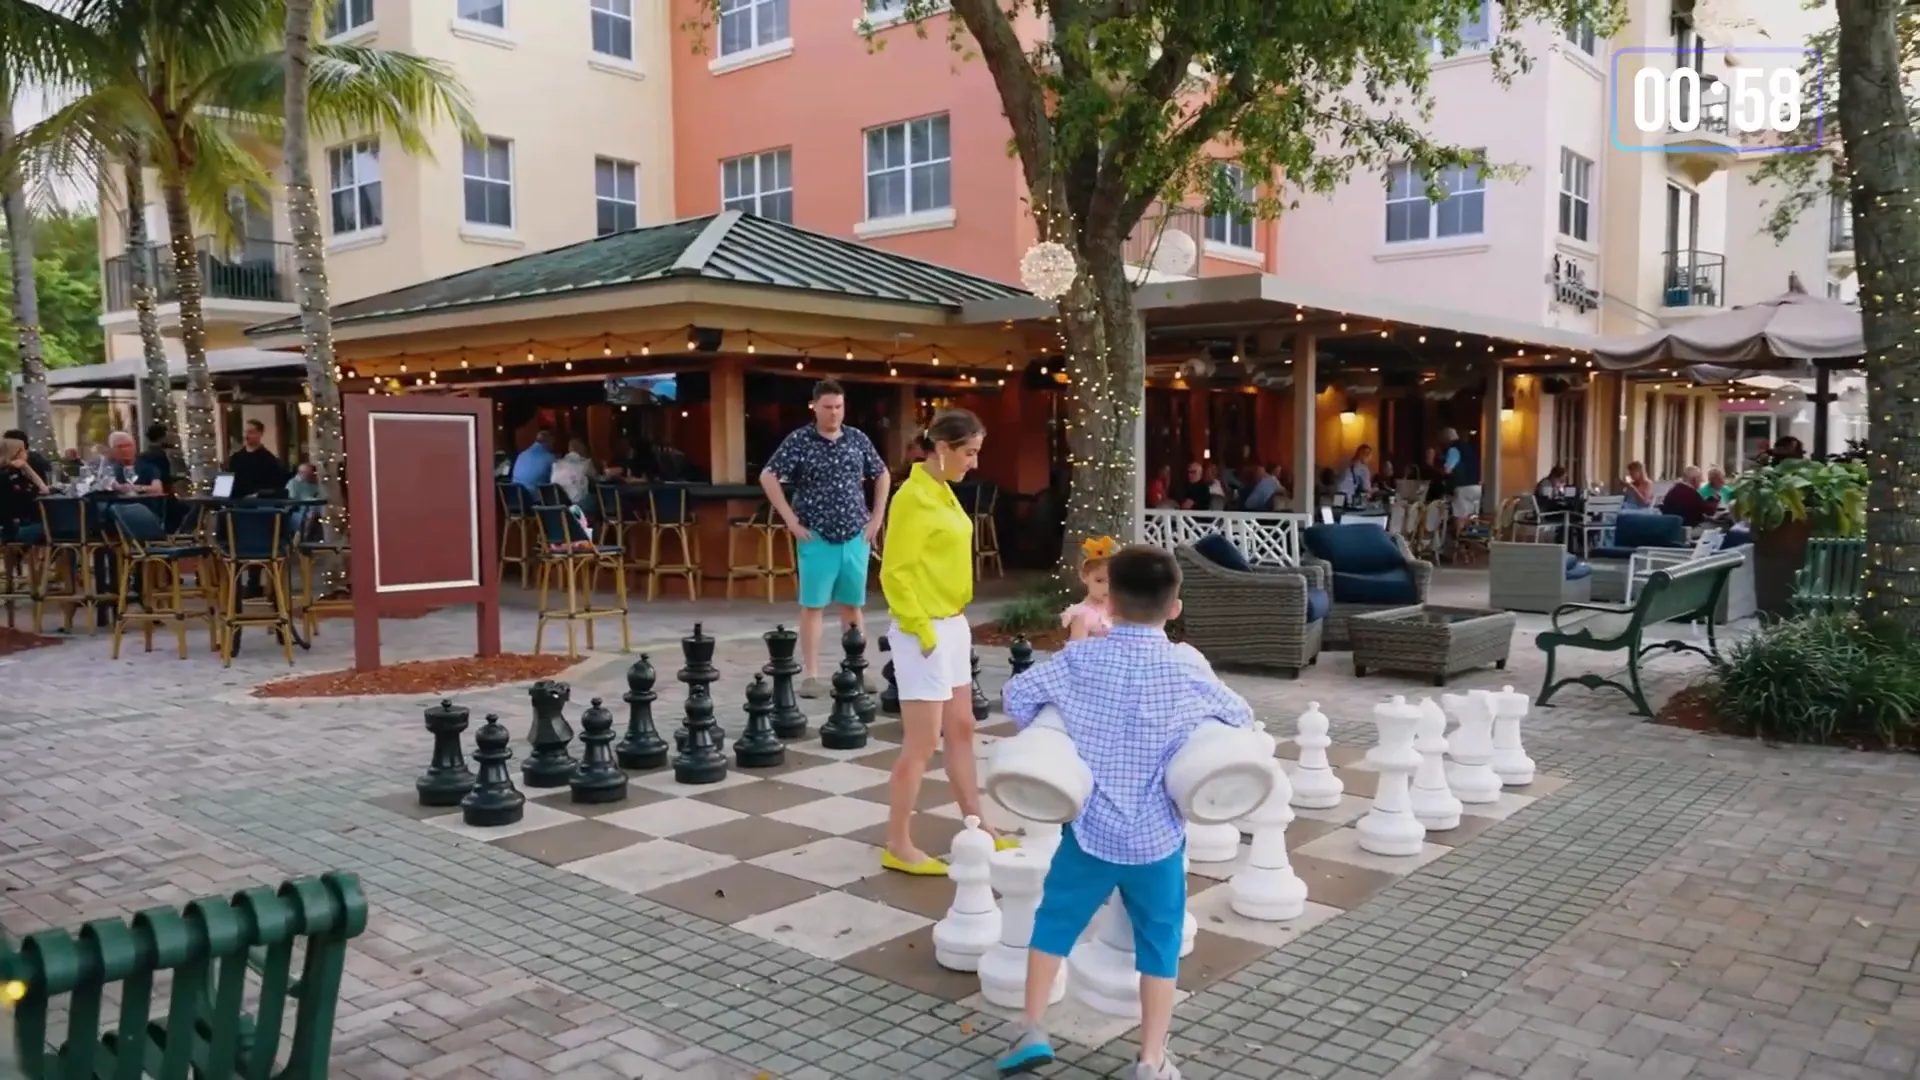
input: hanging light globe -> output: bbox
[1020,241,1079,300]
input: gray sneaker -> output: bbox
[1127,1055,1181,1080]
[798,676,827,699]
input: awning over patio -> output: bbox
[1592,286,1864,370]
[43,346,306,390]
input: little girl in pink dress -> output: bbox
[1062,536,1116,641]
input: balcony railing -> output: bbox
[104,236,295,312]
[1123,206,1206,277]
[1661,248,1725,308]
[1830,203,1854,252]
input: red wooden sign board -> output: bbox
[344,394,500,672]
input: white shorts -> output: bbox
[891,615,972,702]
[1450,485,1483,519]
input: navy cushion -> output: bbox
[108,503,166,542]
[1720,525,1751,550]
[1613,511,1686,550]
[1193,533,1252,573]
[1589,546,1635,561]
[1305,588,1331,624]
[1331,568,1419,604]
[1565,560,1593,581]
[1303,523,1407,574]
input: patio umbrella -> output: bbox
[1594,276,1864,370]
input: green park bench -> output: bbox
[1791,537,1868,616]
[2,871,367,1080]
[1535,551,1746,718]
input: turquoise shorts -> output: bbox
[796,535,870,609]
[1028,826,1187,980]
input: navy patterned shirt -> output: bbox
[763,425,886,544]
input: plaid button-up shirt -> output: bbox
[1001,625,1255,865]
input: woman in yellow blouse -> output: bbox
[878,409,1000,875]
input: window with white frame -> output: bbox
[722,149,793,223]
[718,0,788,56]
[326,141,381,235]
[1384,160,1485,243]
[864,114,950,220]
[1827,279,1842,300]
[1565,22,1596,54]
[591,0,633,59]
[325,0,372,36]
[457,0,504,28]
[595,158,638,236]
[1421,0,1491,54]
[1203,163,1256,250]
[462,137,513,229]
[1558,149,1593,242]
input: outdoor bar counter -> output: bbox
[624,481,795,588]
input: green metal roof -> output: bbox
[247,211,1026,336]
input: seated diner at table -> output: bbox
[1622,461,1655,509]
[1,436,49,540]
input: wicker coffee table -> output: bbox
[1349,604,1517,685]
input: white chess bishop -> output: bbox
[1488,685,1536,786]
[1356,696,1427,857]
[1288,702,1344,810]
[1441,692,1502,804]
[932,817,1001,971]
[1229,760,1308,921]
[1068,892,1142,1018]
[976,846,1066,1009]
[1409,698,1462,832]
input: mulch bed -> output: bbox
[0,626,59,656]
[1654,684,1723,733]
[971,621,1068,651]
[253,654,575,699]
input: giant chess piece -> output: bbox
[1022,821,1062,865]
[1068,893,1142,1019]
[1289,701,1345,810]
[1411,698,1462,831]
[978,847,1067,1009]
[933,816,1002,971]
[818,662,869,750]
[842,625,878,728]
[877,634,902,716]
[522,679,577,788]
[1357,696,1427,857]
[416,699,476,807]
[1231,761,1308,921]
[569,697,629,804]
[461,714,525,827]
[615,654,668,770]
[734,675,786,769]
[1441,691,1502,804]
[1489,685,1537,786]
[1186,818,1241,864]
[1009,636,1035,678]
[672,623,729,784]
[969,650,990,722]
[763,625,809,740]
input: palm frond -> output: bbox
[8,86,159,214]
[179,120,273,248]
[0,0,111,90]
[308,45,479,154]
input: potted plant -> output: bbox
[1728,457,1867,615]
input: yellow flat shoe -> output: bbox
[994,836,1021,851]
[881,850,949,876]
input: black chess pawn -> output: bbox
[462,714,525,827]
[842,625,878,727]
[1009,636,1035,678]
[417,699,476,807]
[734,675,786,769]
[569,697,629,804]
[878,633,901,716]
[673,623,729,784]
[616,654,669,770]
[819,661,869,750]
[969,651,990,722]
[676,623,727,756]
[522,679,577,788]
[763,624,808,739]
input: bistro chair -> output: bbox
[104,501,215,660]
[0,523,40,630]
[957,482,1003,578]
[644,484,700,601]
[210,506,297,667]
[724,499,794,602]
[532,505,630,657]
[497,480,537,588]
[536,482,569,508]
[298,521,352,642]
[31,496,102,634]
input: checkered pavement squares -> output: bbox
[378,713,1572,1023]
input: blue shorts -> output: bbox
[1028,826,1187,980]
[796,535,870,609]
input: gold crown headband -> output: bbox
[1080,535,1117,561]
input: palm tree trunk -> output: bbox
[1837,0,1920,624]
[122,161,178,456]
[159,176,218,490]
[0,91,55,464]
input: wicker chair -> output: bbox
[1488,540,1591,614]
[1299,529,1434,649]
[1174,546,1325,678]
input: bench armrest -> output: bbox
[1549,599,1632,631]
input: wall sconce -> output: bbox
[1339,394,1359,422]
[1202,448,1211,460]
[297,401,313,417]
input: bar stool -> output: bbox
[532,505,630,657]
[497,481,536,588]
[298,523,352,642]
[32,496,100,633]
[211,506,296,667]
[644,485,700,601]
[724,500,794,602]
[104,501,214,660]
[536,482,568,508]
[959,482,1003,578]
[0,523,40,630]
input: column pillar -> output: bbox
[888,384,917,466]
[708,356,747,483]
[1481,364,1503,515]
[1611,374,1628,491]
[1291,334,1317,514]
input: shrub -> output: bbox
[993,587,1072,636]
[1708,613,1920,748]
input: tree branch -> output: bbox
[947,0,1057,215]
[1115,70,1258,232]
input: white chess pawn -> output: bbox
[1489,685,1537,786]
[1230,761,1308,921]
[977,847,1066,1009]
[1021,821,1062,866]
[1410,698,1462,832]
[1356,696,1426,857]
[1180,852,1197,957]
[933,816,1002,971]
[1067,892,1141,1018]
[1440,692,1502,804]
[1186,819,1241,864]
[1289,701,1344,810]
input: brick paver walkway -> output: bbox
[4,569,1919,1079]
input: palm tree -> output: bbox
[0,79,57,463]
[10,0,474,490]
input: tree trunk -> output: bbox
[0,96,55,464]
[1055,237,1145,558]
[122,161,179,457]
[1836,0,1920,624]
[160,177,218,490]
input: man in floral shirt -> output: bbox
[761,380,891,697]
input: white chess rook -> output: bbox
[1356,696,1427,857]
[1186,819,1241,864]
[1289,702,1344,810]
[1410,698,1463,832]
[1230,761,1308,921]
[1067,892,1143,1019]
[933,816,1002,972]
[1489,685,1537,786]
[1441,692,1502,804]
[977,847,1066,1009]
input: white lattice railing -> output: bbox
[1141,509,1314,567]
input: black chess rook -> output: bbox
[878,633,901,715]
[522,679,577,788]
[616,654,669,770]
[673,622,730,784]
[819,661,869,750]
[763,624,809,740]
[969,650,990,722]
[734,675,786,769]
[570,697,629,803]
[417,699,476,807]
[462,714,526,827]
